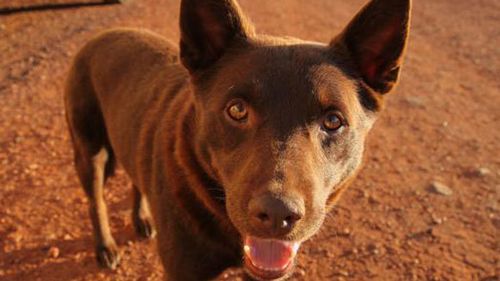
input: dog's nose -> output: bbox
[248,194,304,237]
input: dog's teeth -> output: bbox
[243,244,251,255]
[291,243,300,256]
[282,241,300,256]
[251,258,291,272]
[255,265,287,271]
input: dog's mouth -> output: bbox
[243,236,301,280]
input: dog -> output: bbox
[64,0,411,279]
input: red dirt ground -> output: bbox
[0,0,498,280]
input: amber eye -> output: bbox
[226,100,248,121]
[323,112,344,132]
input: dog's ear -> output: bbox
[179,0,253,74]
[332,0,411,95]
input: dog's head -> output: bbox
[179,0,411,279]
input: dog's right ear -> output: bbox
[179,0,253,74]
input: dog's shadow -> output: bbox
[0,226,140,280]
[0,193,151,280]
[0,0,120,16]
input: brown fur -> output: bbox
[64,0,411,280]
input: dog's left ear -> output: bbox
[179,0,254,74]
[332,0,412,95]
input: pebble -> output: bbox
[338,270,349,277]
[403,96,426,108]
[9,231,23,245]
[362,190,370,198]
[47,246,60,258]
[432,216,443,225]
[341,228,351,235]
[368,195,380,204]
[476,167,491,177]
[430,181,453,196]
[367,243,382,255]
[294,268,306,277]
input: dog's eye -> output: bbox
[322,112,344,132]
[226,100,248,122]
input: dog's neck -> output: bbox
[170,96,241,244]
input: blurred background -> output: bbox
[0,0,498,280]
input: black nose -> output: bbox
[248,194,304,237]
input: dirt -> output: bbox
[0,0,498,280]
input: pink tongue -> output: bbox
[245,237,298,270]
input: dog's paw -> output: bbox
[96,243,121,270]
[133,215,157,239]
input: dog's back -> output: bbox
[65,29,187,178]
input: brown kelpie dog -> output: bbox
[64,0,411,279]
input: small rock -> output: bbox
[367,243,382,255]
[341,228,351,235]
[403,96,425,108]
[338,270,349,277]
[294,268,306,277]
[476,167,491,177]
[465,167,491,178]
[47,246,60,258]
[368,195,380,204]
[63,234,72,240]
[430,181,453,196]
[432,215,443,225]
[8,231,23,245]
